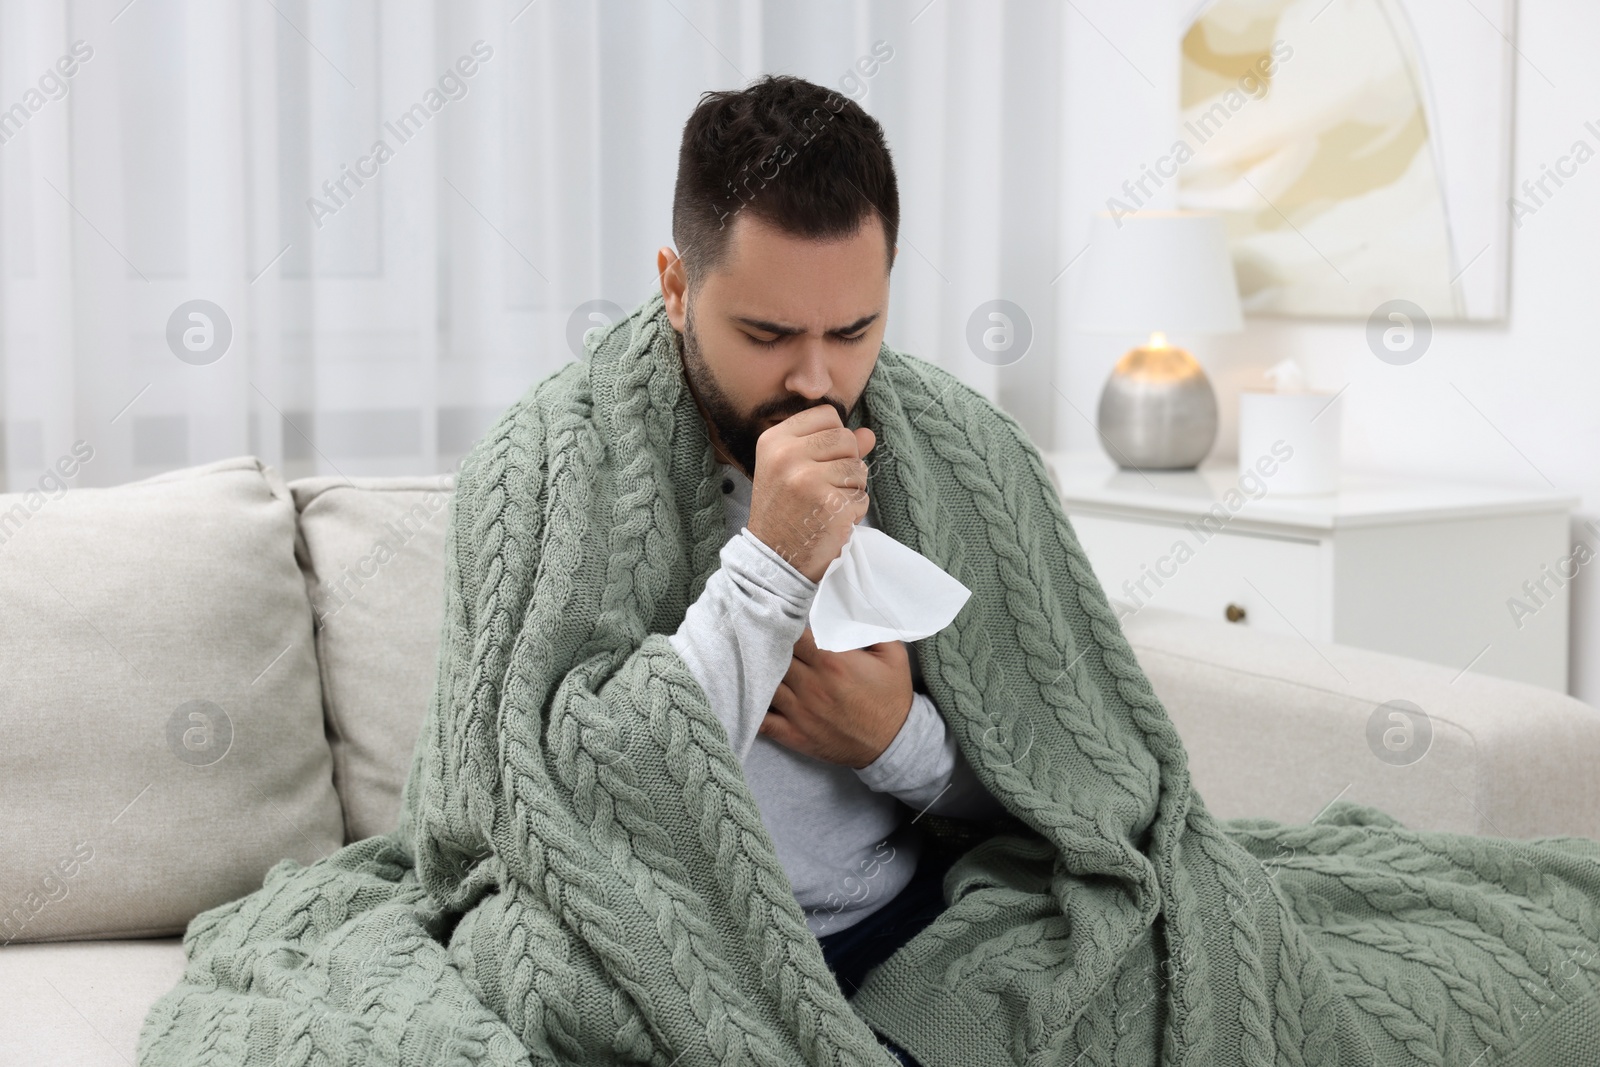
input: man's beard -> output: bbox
[676,303,855,478]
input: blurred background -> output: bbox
[1,0,1596,697]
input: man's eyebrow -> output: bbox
[731,312,880,337]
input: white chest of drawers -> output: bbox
[1042,451,1580,692]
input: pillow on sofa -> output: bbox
[0,455,344,943]
[288,474,454,844]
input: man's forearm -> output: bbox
[667,528,817,762]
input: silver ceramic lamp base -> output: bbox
[1096,342,1218,470]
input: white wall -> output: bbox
[1054,0,1600,700]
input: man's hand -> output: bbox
[761,626,913,769]
[746,405,876,584]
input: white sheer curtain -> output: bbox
[0,0,1070,490]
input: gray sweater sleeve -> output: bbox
[667,526,1005,821]
[667,528,817,763]
[854,693,1008,821]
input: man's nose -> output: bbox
[786,341,833,400]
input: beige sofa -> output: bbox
[4,455,1598,1064]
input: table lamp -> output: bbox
[1071,210,1243,469]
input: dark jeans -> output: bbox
[815,850,954,1066]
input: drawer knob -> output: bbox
[1224,603,1247,623]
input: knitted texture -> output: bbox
[137,290,1600,1066]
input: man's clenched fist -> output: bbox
[745,404,876,584]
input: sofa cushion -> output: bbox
[288,474,454,843]
[0,938,185,1065]
[0,456,344,944]
[1122,605,1600,840]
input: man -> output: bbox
[139,73,1600,1067]
[654,76,1006,1037]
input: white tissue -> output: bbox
[807,525,973,652]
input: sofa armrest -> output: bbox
[1120,607,1600,842]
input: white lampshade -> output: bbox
[1071,210,1243,335]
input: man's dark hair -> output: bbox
[672,74,899,293]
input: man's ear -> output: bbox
[657,247,687,329]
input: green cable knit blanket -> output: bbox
[139,291,1600,1066]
